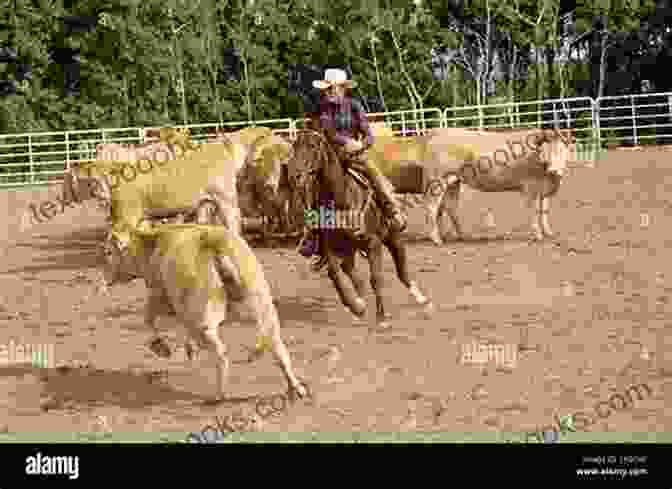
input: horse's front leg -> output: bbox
[325,242,366,317]
[341,246,367,321]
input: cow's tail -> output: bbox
[199,226,279,358]
[62,169,81,204]
[195,190,242,234]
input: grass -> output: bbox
[0,432,670,443]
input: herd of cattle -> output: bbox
[57,123,576,402]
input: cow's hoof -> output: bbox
[148,337,172,358]
[289,379,311,401]
[422,301,435,318]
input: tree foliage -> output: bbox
[0,0,670,133]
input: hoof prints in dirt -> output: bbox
[35,364,195,411]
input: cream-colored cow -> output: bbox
[362,125,574,243]
[101,223,307,402]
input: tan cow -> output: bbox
[64,127,291,235]
[62,128,186,219]
[107,126,291,249]
[101,223,308,402]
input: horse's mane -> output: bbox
[291,130,383,270]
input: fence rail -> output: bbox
[1,92,670,187]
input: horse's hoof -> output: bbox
[376,320,392,329]
[351,298,366,317]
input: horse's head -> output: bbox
[288,130,336,206]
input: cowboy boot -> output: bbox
[298,228,320,258]
[358,157,407,233]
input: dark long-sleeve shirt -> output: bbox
[319,96,375,148]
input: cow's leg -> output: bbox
[426,192,443,246]
[541,196,554,237]
[145,293,173,358]
[441,180,463,241]
[526,192,544,240]
[186,297,230,402]
[200,321,231,402]
[248,289,307,400]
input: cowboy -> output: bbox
[299,68,407,257]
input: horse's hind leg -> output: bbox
[384,233,434,317]
[367,237,390,328]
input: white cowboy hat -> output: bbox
[312,68,357,90]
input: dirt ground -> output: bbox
[0,147,671,442]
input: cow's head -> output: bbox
[540,128,574,177]
[253,134,292,194]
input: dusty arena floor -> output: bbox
[0,148,670,442]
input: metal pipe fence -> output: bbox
[1,92,669,187]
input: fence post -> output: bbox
[631,95,638,146]
[289,118,297,141]
[593,98,601,150]
[28,135,34,184]
[65,131,70,175]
